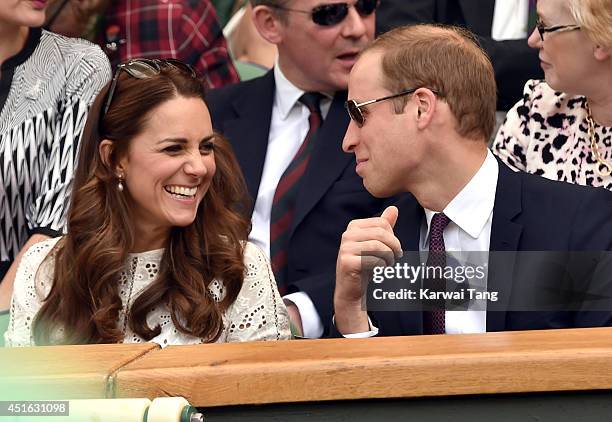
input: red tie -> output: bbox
[270,93,323,292]
[423,212,451,334]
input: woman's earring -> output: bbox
[118,174,124,192]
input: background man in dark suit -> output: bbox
[334,24,612,337]
[206,0,387,337]
[376,0,543,111]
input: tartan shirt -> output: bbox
[99,0,239,88]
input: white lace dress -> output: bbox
[5,238,291,347]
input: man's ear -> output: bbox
[252,4,285,45]
[99,139,125,176]
[413,88,437,130]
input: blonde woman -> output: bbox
[493,0,612,189]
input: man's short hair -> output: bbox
[367,24,497,142]
[250,0,291,21]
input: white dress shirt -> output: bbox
[249,62,331,338]
[345,150,500,337]
[492,0,531,122]
[491,0,530,41]
[420,150,498,334]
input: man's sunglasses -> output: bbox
[103,58,197,116]
[269,0,379,26]
[345,88,441,127]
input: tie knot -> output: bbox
[299,92,323,116]
[430,212,450,238]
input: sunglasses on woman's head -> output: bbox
[271,0,379,26]
[103,58,197,116]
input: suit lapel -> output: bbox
[458,0,495,36]
[487,161,523,331]
[394,193,423,252]
[393,194,425,334]
[221,71,275,206]
[290,91,352,234]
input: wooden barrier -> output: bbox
[2,328,612,413]
[0,343,158,400]
[115,327,612,406]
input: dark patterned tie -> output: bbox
[270,92,323,292]
[423,212,451,334]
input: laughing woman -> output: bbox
[493,0,612,189]
[5,59,291,346]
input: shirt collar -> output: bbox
[273,62,305,120]
[424,150,499,239]
[273,59,333,120]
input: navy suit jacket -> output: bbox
[206,71,388,331]
[332,161,612,337]
[376,0,543,110]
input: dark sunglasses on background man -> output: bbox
[103,58,197,116]
[269,0,379,26]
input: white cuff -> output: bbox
[332,315,379,338]
[283,292,324,338]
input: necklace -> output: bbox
[586,100,612,177]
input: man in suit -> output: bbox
[206,0,386,337]
[376,0,543,111]
[334,24,612,337]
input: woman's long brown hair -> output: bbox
[33,64,250,344]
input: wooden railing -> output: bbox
[2,328,612,406]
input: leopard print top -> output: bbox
[492,79,612,190]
